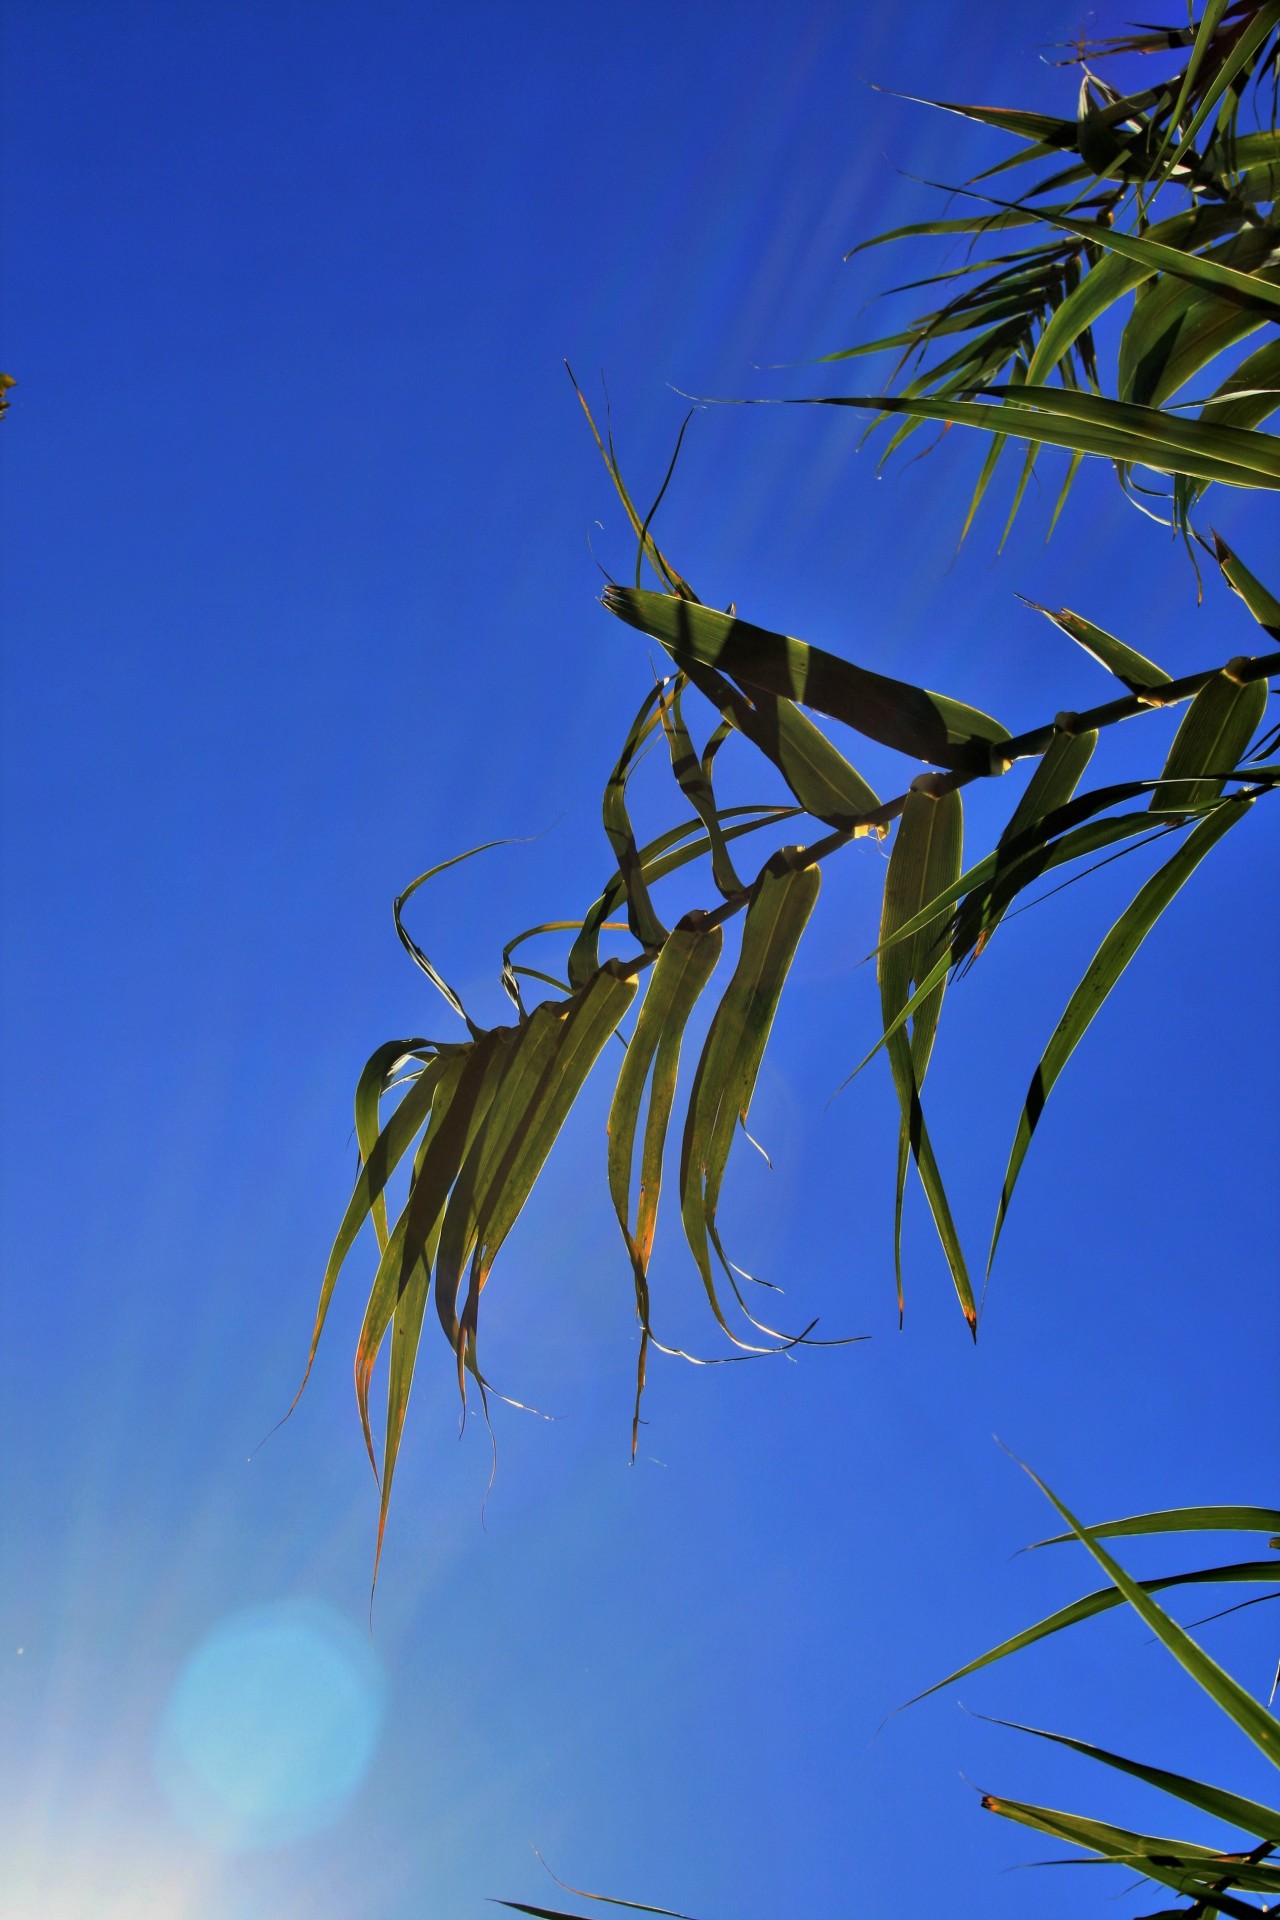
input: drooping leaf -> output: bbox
[680,854,819,1338]
[355,1033,511,1466]
[598,683,673,954]
[656,685,743,897]
[299,1052,449,1408]
[607,922,724,1450]
[456,963,640,1378]
[878,781,973,1327]
[354,1038,435,1250]
[434,1002,568,1368]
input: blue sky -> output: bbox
[1,3,1277,1916]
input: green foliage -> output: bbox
[294,10,1277,1912]
[300,8,1280,1580]
[827,4,1280,542]
[303,477,1278,1568]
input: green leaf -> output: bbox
[354,1034,511,1466]
[1020,1464,1280,1769]
[300,1053,448,1409]
[1118,227,1280,412]
[604,587,1009,772]
[1025,205,1239,388]
[849,801,1216,1096]
[878,782,973,1327]
[609,926,725,1286]
[1033,1504,1280,1548]
[607,923,723,1449]
[1022,598,1172,692]
[680,854,819,1338]
[998,727,1100,847]
[434,1002,568,1365]
[1158,2,1280,187]
[458,963,640,1373]
[564,801,800,991]
[1038,204,1280,320]
[1155,0,1233,175]
[394,841,518,1034]
[906,1560,1280,1708]
[980,1714,1280,1843]
[1213,532,1280,640]
[657,686,743,896]
[354,1038,435,1250]
[600,683,672,953]
[791,389,1280,492]
[1150,670,1268,814]
[981,1796,1280,1903]
[989,797,1252,1271]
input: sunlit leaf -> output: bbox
[607,923,723,1448]
[604,587,1009,771]
[878,781,972,1327]
[989,796,1253,1271]
[680,854,819,1338]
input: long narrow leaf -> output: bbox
[680,855,819,1338]
[989,797,1252,1271]
[1019,1464,1280,1768]
[604,587,1009,771]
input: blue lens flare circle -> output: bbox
[155,1599,386,1851]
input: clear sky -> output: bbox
[1,4,1276,1917]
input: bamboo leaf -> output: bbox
[979,1714,1280,1843]
[1213,532,1280,639]
[298,1054,448,1408]
[1019,1465,1280,1769]
[599,684,672,954]
[1118,229,1280,412]
[879,782,973,1327]
[1150,670,1268,814]
[657,685,743,896]
[1159,2,1280,186]
[989,797,1252,1271]
[997,727,1099,844]
[909,1559,1280,1707]
[434,1003,567,1362]
[565,802,799,990]
[981,1796,1280,1903]
[354,1035,510,1467]
[1156,0,1233,174]
[1025,205,1239,388]
[1033,1504,1280,1548]
[604,587,1010,772]
[1022,598,1172,692]
[354,1039,434,1250]
[1036,204,1280,319]
[459,965,640,1375]
[680,855,819,1338]
[394,841,518,1034]
[790,390,1280,491]
[607,924,723,1449]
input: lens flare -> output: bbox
[155,1599,386,1851]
